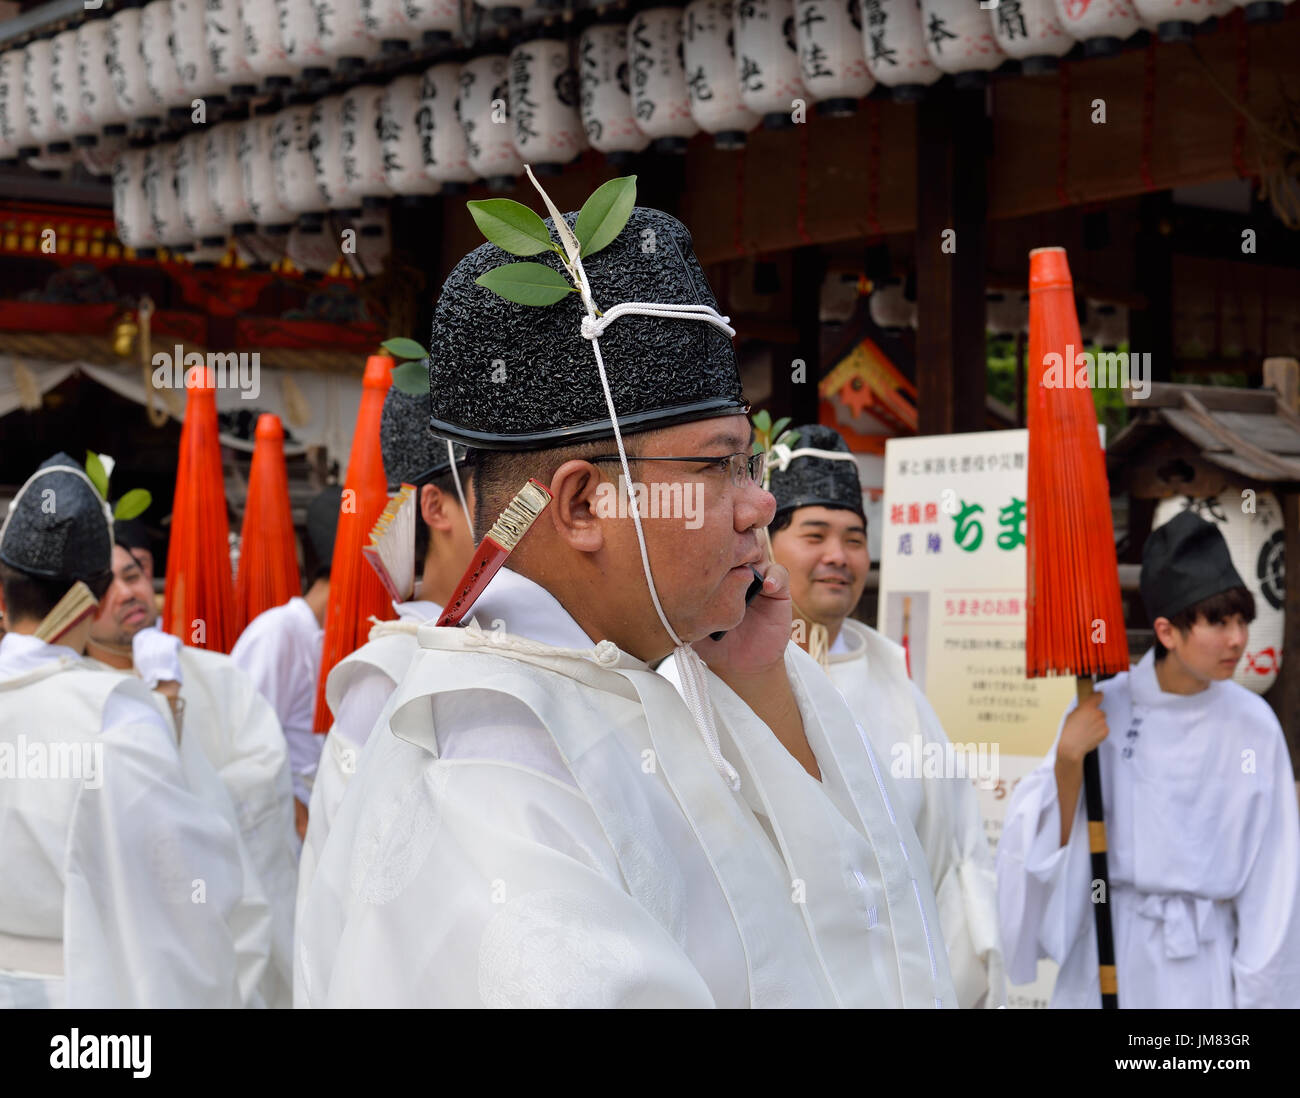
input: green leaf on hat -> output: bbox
[467,199,554,257]
[751,409,772,436]
[113,488,152,521]
[85,451,109,500]
[575,176,637,258]
[771,417,791,442]
[380,337,428,361]
[476,262,577,307]
[391,359,428,396]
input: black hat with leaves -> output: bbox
[767,424,866,524]
[379,386,471,491]
[417,175,745,450]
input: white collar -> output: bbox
[395,599,442,623]
[464,567,594,650]
[1130,646,1224,710]
[286,595,324,638]
[0,631,82,676]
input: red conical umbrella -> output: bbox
[235,413,300,631]
[312,355,396,731]
[164,365,237,652]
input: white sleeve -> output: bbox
[909,685,1005,1008]
[995,702,1092,987]
[1231,727,1300,1007]
[61,683,245,1008]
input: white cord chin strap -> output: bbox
[446,439,475,540]
[525,166,741,792]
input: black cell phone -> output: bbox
[708,566,765,642]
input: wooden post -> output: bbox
[915,86,988,436]
[1264,358,1300,771]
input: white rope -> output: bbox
[768,442,862,474]
[447,439,474,539]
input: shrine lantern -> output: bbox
[309,94,353,211]
[869,278,912,332]
[1051,0,1142,57]
[578,22,650,163]
[682,0,759,149]
[205,0,258,98]
[419,62,479,193]
[108,2,164,131]
[50,29,92,152]
[205,121,254,231]
[918,0,1006,87]
[341,80,396,205]
[368,0,460,52]
[112,145,159,253]
[989,0,1073,74]
[474,0,540,25]
[22,36,58,153]
[382,74,442,197]
[733,0,807,129]
[457,53,525,190]
[410,0,462,46]
[271,100,331,225]
[171,0,228,106]
[627,7,700,154]
[1134,0,1231,42]
[239,107,298,232]
[320,0,384,73]
[80,136,126,177]
[277,0,332,82]
[176,130,228,246]
[859,0,941,101]
[242,0,296,89]
[508,36,588,172]
[144,138,192,249]
[141,1,190,118]
[76,14,121,140]
[1232,0,1294,23]
[793,0,873,117]
[0,48,31,162]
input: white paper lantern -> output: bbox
[793,0,873,116]
[366,0,460,50]
[627,8,700,153]
[287,223,339,273]
[989,0,1073,72]
[22,38,58,152]
[206,0,258,97]
[578,24,651,161]
[144,139,191,247]
[340,81,395,204]
[1134,0,1230,41]
[113,146,159,251]
[320,0,384,71]
[272,102,331,221]
[176,131,227,242]
[240,110,297,229]
[1052,0,1142,57]
[277,0,333,80]
[80,135,127,176]
[309,94,351,209]
[142,1,191,114]
[457,53,524,189]
[353,205,391,276]
[77,18,120,139]
[682,0,761,148]
[0,49,34,160]
[107,5,163,130]
[242,0,296,88]
[859,0,940,99]
[870,278,911,331]
[50,30,88,152]
[1232,0,1294,23]
[1151,492,1286,694]
[25,150,79,175]
[474,0,539,25]
[172,0,227,102]
[733,0,808,128]
[417,63,476,192]
[918,0,1006,81]
[409,0,462,44]
[205,121,254,229]
[233,229,283,269]
[508,37,588,170]
[381,74,442,196]
[986,290,1027,336]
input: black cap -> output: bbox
[768,424,865,524]
[113,517,152,554]
[427,206,746,450]
[0,453,114,591]
[380,387,471,491]
[1141,510,1247,622]
[306,485,343,569]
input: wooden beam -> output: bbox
[1268,490,1300,772]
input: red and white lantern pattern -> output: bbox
[206,0,257,93]
[0,49,32,158]
[1052,0,1143,48]
[52,30,91,147]
[382,75,442,195]
[22,39,57,149]
[271,103,329,216]
[309,94,351,208]
[408,0,461,38]
[458,54,524,185]
[990,0,1074,64]
[681,0,761,143]
[172,0,227,101]
[239,113,297,227]
[793,0,873,109]
[277,0,333,75]
[508,38,588,168]
[144,140,190,246]
[112,147,158,250]
[733,0,808,123]
[341,82,395,201]
[628,8,700,147]
[320,0,384,67]
[205,122,253,228]
[76,19,120,134]
[141,1,190,112]
[176,131,227,241]
[419,62,478,187]
[578,24,651,157]
[108,6,163,124]
[918,0,1006,75]
[242,0,296,85]
[859,0,941,92]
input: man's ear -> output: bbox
[1152,616,1181,650]
[419,483,457,533]
[548,460,605,553]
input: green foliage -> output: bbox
[574,176,637,258]
[380,337,428,361]
[475,262,576,307]
[391,360,428,396]
[84,451,109,499]
[466,199,555,257]
[113,488,152,521]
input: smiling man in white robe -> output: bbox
[765,424,1005,1008]
[997,510,1300,1007]
[295,191,955,1008]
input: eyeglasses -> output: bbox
[588,450,767,489]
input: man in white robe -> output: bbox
[0,454,246,1007]
[296,201,955,1007]
[86,542,297,1007]
[765,424,1005,1008]
[997,510,1300,1007]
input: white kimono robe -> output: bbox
[826,620,1005,1008]
[296,568,956,1008]
[996,648,1300,1008]
[0,634,245,1008]
[230,597,324,805]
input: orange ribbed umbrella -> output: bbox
[235,413,300,631]
[1025,246,1129,1009]
[312,355,396,731]
[163,366,237,652]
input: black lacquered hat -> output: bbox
[768,424,866,524]
[1141,509,1247,622]
[380,387,471,491]
[426,206,746,450]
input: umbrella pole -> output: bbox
[1078,677,1119,1009]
